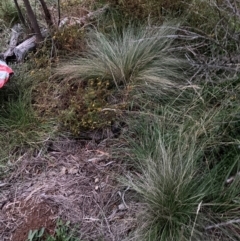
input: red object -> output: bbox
[0,60,14,88]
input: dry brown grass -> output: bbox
[0,138,138,241]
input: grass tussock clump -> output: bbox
[57,23,187,89]
[0,70,56,167]
[123,84,240,240]
[127,121,207,240]
[53,23,188,134]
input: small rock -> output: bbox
[60,166,67,175]
[118,203,128,211]
[69,167,78,174]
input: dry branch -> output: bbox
[3,24,23,60]
[14,29,48,62]
[205,219,240,230]
[1,5,108,63]
[2,25,48,63]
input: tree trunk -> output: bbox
[13,0,26,27]
[22,0,43,43]
[57,0,61,26]
[38,0,53,28]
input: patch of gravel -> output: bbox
[0,138,139,241]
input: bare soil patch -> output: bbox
[11,201,56,241]
[0,138,139,241]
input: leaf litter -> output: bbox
[0,138,139,241]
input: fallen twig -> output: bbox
[3,24,23,61]
[205,219,240,230]
[14,29,48,62]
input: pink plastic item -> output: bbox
[0,60,14,88]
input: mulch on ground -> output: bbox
[0,138,139,241]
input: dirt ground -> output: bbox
[0,138,139,241]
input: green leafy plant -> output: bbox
[46,220,80,241]
[26,220,80,241]
[27,228,45,241]
[59,77,118,134]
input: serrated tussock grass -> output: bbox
[125,116,207,240]
[0,72,56,166]
[57,23,187,90]
[123,84,240,241]
[54,23,188,134]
